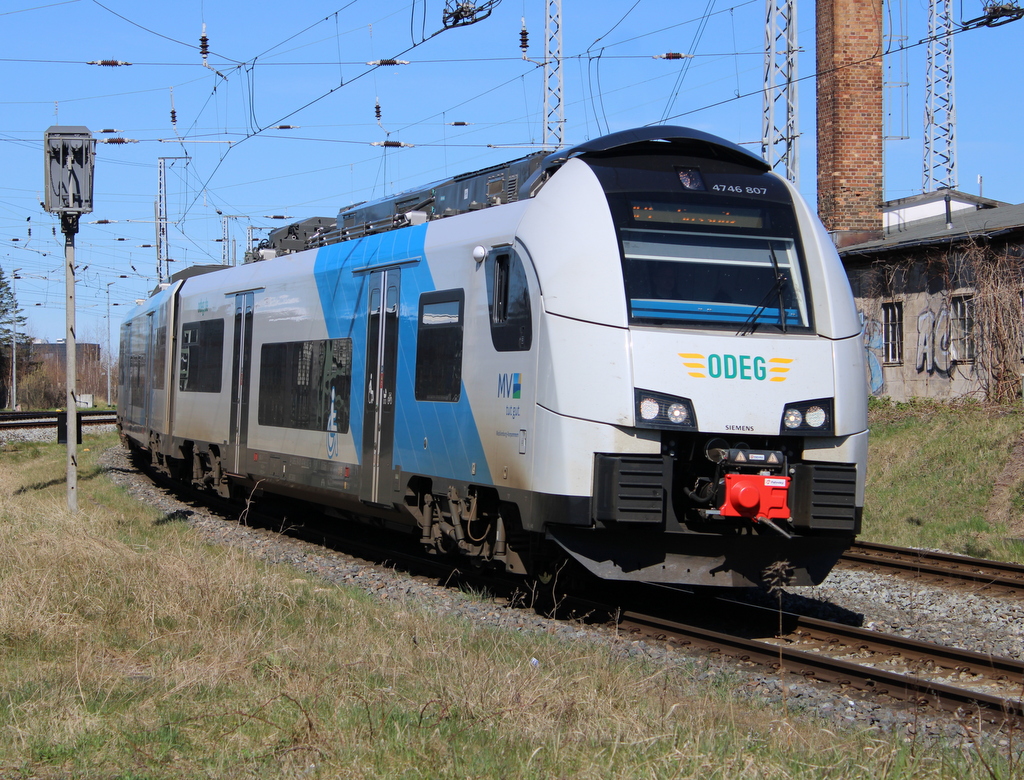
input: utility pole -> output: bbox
[10,268,21,411]
[221,215,245,265]
[106,280,115,405]
[156,157,188,283]
[44,126,96,513]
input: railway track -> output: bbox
[839,540,1024,595]
[619,597,1024,724]
[0,410,117,431]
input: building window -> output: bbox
[881,301,903,364]
[950,295,975,363]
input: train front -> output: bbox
[524,128,867,588]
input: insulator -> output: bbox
[88,60,132,66]
[375,102,382,121]
[377,58,401,66]
[657,52,689,60]
[381,140,403,148]
[100,137,134,144]
[519,26,529,53]
[450,121,469,126]
[170,109,177,125]
[200,34,209,57]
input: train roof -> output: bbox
[247,125,771,262]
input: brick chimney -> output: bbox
[816,0,884,247]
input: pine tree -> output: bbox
[0,266,30,409]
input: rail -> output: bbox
[840,540,1024,595]
[621,598,1024,724]
[0,410,117,431]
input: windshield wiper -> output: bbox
[737,243,789,336]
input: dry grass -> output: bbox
[0,433,1017,778]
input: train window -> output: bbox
[153,324,167,390]
[119,322,130,389]
[621,231,810,330]
[128,320,147,401]
[606,190,813,332]
[178,319,224,393]
[485,248,532,351]
[258,338,352,433]
[492,253,509,322]
[415,289,464,402]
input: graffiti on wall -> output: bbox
[916,302,951,375]
[860,311,884,395]
[860,299,961,396]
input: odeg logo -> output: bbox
[679,353,793,382]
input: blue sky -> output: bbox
[1,0,1021,346]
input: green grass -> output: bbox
[0,433,1020,778]
[863,397,1024,562]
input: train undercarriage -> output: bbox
[122,426,857,591]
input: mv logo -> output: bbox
[498,372,522,399]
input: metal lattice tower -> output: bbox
[762,0,799,184]
[543,0,564,149]
[923,0,957,191]
[156,157,169,284]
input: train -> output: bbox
[118,125,867,589]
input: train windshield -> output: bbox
[611,195,812,332]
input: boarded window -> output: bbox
[951,295,975,362]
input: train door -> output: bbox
[229,291,255,472]
[360,269,400,505]
[144,311,158,431]
[123,314,153,436]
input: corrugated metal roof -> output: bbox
[840,201,1024,257]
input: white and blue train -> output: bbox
[118,126,867,589]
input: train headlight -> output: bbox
[634,389,697,431]
[639,397,660,421]
[804,405,827,428]
[667,403,690,425]
[780,399,834,436]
